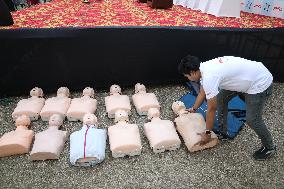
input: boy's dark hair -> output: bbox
[178,55,201,75]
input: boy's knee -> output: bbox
[246,115,264,129]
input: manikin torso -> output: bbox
[108,110,142,158]
[12,87,45,121]
[143,108,181,153]
[172,101,219,152]
[67,87,97,121]
[30,114,68,160]
[105,85,131,118]
[70,113,106,167]
[132,83,160,115]
[40,87,71,121]
[0,115,34,158]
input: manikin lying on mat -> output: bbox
[132,83,160,116]
[67,87,97,121]
[40,87,71,121]
[12,87,45,121]
[172,101,219,152]
[144,108,181,153]
[105,85,131,118]
[70,113,106,167]
[108,110,142,158]
[0,115,34,158]
[30,114,68,161]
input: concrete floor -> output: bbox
[0,83,283,189]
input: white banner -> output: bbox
[241,0,284,19]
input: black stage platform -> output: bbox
[0,27,283,96]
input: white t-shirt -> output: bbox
[199,56,273,99]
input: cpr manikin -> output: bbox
[30,114,68,160]
[105,85,131,118]
[144,108,181,153]
[172,101,219,152]
[108,110,142,158]
[70,113,106,167]
[12,87,45,121]
[67,87,97,121]
[132,83,160,115]
[0,115,34,158]
[40,87,71,121]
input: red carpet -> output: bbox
[2,0,284,29]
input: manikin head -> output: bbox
[114,110,129,123]
[15,115,31,128]
[30,87,44,97]
[49,114,64,128]
[83,87,95,98]
[172,101,187,116]
[110,85,122,95]
[57,87,70,97]
[147,108,160,120]
[178,55,202,82]
[135,83,146,94]
[83,113,97,125]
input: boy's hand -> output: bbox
[197,132,211,145]
[186,107,196,113]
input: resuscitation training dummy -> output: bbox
[105,85,131,118]
[132,83,160,116]
[108,110,142,158]
[40,87,71,121]
[0,115,34,158]
[30,114,68,161]
[12,87,45,121]
[144,108,181,153]
[172,101,219,152]
[67,87,97,121]
[69,113,107,167]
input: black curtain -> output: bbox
[4,0,15,11]
[0,0,14,26]
[0,27,283,96]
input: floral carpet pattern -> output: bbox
[2,0,284,29]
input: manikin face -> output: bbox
[184,71,201,82]
[114,110,129,123]
[83,113,97,125]
[49,114,63,127]
[30,87,44,97]
[172,101,186,115]
[83,87,95,98]
[57,87,70,97]
[147,108,160,120]
[110,85,121,95]
[15,115,31,127]
[135,83,146,94]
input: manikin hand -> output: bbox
[197,132,211,145]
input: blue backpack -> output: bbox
[179,82,246,139]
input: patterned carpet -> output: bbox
[2,0,284,29]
